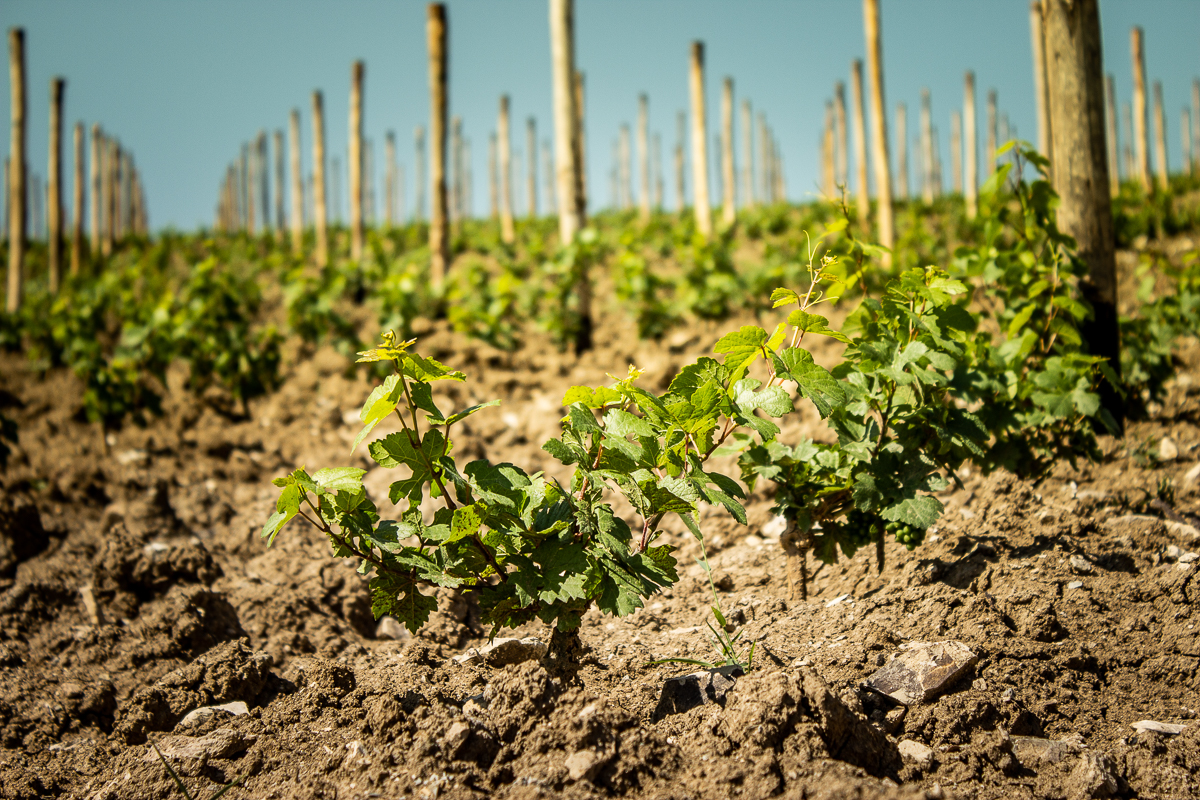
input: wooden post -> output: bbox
[311,91,329,266]
[964,71,978,217]
[1042,0,1121,429]
[71,122,83,275]
[950,110,963,195]
[1031,1,1052,160]
[863,0,893,256]
[640,93,652,223]
[1130,26,1151,192]
[850,60,869,222]
[498,94,515,243]
[822,102,836,198]
[1193,79,1200,175]
[920,89,934,205]
[895,103,909,200]
[487,133,498,219]
[48,77,64,293]
[759,113,770,202]
[257,131,269,233]
[1122,103,1134,181]
[573,70,587,213]
[106,139,118,251]
[543,140,555,213]
[1152,81,1168,190]
[450,116,462,224]
[931,126,943,197]
[288,109,304,251]
[688,42,712,237]
[526,117,537,217]
[7,27,26,311]
[549,0,589,352]
[462,137,472,218]
[1104,75,1120,193]
[349,60,364,260]
[741,100,754,206]
[246,142,257,235]
[1182,109,1192,180]
[720,79,735,224]
[427,4,449,283]
[89,125,101,255]
[834,82,848,190]
[985,90,997,176]
[273,129,285,233]
[675,110,686,211]
[385,130,396,226]
[618,124,631,210]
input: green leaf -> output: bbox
[771,288,800,308]
[312,467,366,494]
[449,503,484,543]
[604,408,654,438]
[563,385,622,408]
[771,349,844,418]
[714,326,769,380]
[354,374,405,451]
[788,310,851,343]
[881,494,943,529]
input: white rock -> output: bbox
[1160,437,1179,462]
[177,701,249,728]
[761,515,788,539]
[1164,544,1185,561]
[1067,581,1084,590]
[898,739,934,768]
[1166,520,1200,541]
[565,748,602,781]
[1180,552,1199,564]
[1068,554,1095,575]
[375,617,410,641]
[1183,462,1200,486]
[866,641,978,705]
[1132,720,1187,735]
[115,449,148,466]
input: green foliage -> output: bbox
[446,257,524,351]
[611,248,680,340]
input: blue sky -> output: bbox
[2,0,1197,231]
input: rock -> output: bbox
[761,515,788,539]
[1183,462,1200,489]
[972,678,988,691]
[375,617,410,641]
[453,637,548,667]
[1166,520,1200,541]
[1103,514,1164,537]
[1001,688,1016,703]
[655,665,743,717]
[565,749,603,781]
[1164,544,1184,561]
[898,739,934,768]
[1011,735,1085,767]
[1066,752,1119,800]
[1159,437,1179,462]
[1180,552,1199,564]
[1067,581,1084,590]
[1131,720,1187,735]
[344,740,370,767]
[866,641,978,705]
[115,449,149,467]
[1069,554,1095,575]
[177,701,249,729]
[443,721,470,754]
[884,706,907,733]
[145,728,256,776]
[79,584,105,626]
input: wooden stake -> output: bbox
[950,110,963,195]
[450,116,462,224]
[71,122,83,275]
[834,82,848,189]
[257,131,269,233]
[850,60,869,222]
[741,99,754,206]
[823,101,835,198]
[544,139,556,213]
[1104,74,1120,194]
[273,129,285,233]
[550,0,584,245]
[574,70,587,213]
[640,93,652,223]
[289,109,304,251]
[90,125,101,255]
[106,138,118,252]
[498,95,515,243]
[427,3,449,283]
[1193,79,1200,176]
[1031,1,1052,161]
[688,42,712,237]
[385,130,396,226]
[720,79,735,224]
[920,88,934,205]
[1042,0,1121,429]
[618,124,631,210]
[653,132,663,209]
[487,133,498,219]
[247,142,257,235]
[349,60,364,260]
[1152,81,1168,190]
[895,103,908,200]
[1122,102,1134,181]
[675,111,686,211]
[48,77,64,293]
[985,90,997,176]
[964,71,978,217]
[311,91,329,266]
[1130,26,1151,191]
[863,0,893,256]
[526,117,537,217]
[1182,109,1192,180]
[7,27,26,311]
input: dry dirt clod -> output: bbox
[565,748,604,781]
[145,728,257,775]
[1011,735,1085,768]
[1066,752,1120,800]
[654,664,743,717]
[177,700,249,729]
[1131,720,1187,735]
[866,641,978,705]
[1159,437,1179,461]
[375,616,410,640]
[1069,554,1095,574]
[898,739,934,768]
[452,637,547,667]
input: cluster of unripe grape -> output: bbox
[843,509,926,551]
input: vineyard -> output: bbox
[4,2,1200,799]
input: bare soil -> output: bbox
[2,295,1200,800]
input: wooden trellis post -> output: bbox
[1030,1,1052,162]
[964,71,978,217]
[618,124,631,210]
[720,79,735,224]
[1151,81,1168,190]
[920,88,934,205]
[834,82,848,190]
[822,101,836,198]
[653,132,663,209]
[274,129,285,233]
[349,60,364,260]
[48,77,64,294]
[688,42,712,237]
[428,3,449,284]
[639,93,652,223]
[1130,26,1151,191]
[526,117,537,217]
[850,60,869,222]
[499,95,515,243]
[7,27,26,311]
[1104,75,1120,194]
[71,122,83,275]
[895,103,908,200]
[950,110,963,194]
[90,125,101,255]
[1042,0,1121,429]
[574,70,587,213]
[863,0,893,257]
[289,109,304,251]
[741,99,754,205]
[312,91,329,266]
[985,90,997,176]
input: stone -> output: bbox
[897,739,934,768]
[115,449,149,467]
[1159,437,1179,462]
[1103,514,1164,537]
[1001,688,1016,703]
[1180,552,1199,564]
[79,584,105,626]
[177,701,249,728]
[565,749,603,781]
[1069,555,1095,575]
[1164,544,1184,561]
[145,728,256,776]
[1066,752,1119,800]
[443,721,470,754]
[972,678,988,691]
[884,706,907,733]
[1067,581,1084,590]
[1011,735,1084,767]
[654,664,744,717]
[866,641,978,706]
[1131,720,1187,735]
[1183,462,1200,487]
[375,617,410,641]
[452,637,548,667]
[344,740,371,768]
[1166,521,1200,541]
